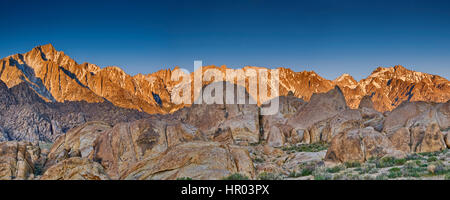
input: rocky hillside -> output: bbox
[1,44,448,114]
[0,80,150,142]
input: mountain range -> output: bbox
[1,44,449,115]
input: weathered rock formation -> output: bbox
[41,157,110,180]
[0,141,40,180]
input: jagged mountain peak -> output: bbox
[334,73,357,86]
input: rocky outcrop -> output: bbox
[43,117,255,180]
[410,123,446,153]
[41,157,110,180]
[325,127,405,163]
[91,118,202,179]
[0,141,40,180]
[45,121,113,169]
[444,131,450,148]
[122,142,254,180]
[383,101,449,153]
[326,101,450,163]
[261,95,306,146]
[174,82,260,144]
[358,95,375,109]
[287,86,349,130]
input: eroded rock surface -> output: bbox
[0,141,40,180]
[41,157,110,180]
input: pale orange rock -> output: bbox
[0,141,39,180]
[1,45,449,115]
[41,157,110,180]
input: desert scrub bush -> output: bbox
[253,157,265,163]
[405,154,425,161]
[344,161,361,168]
[176,177,193,180]
[281,142,328,153]
[297,162,319,176]
[343,172,362,180]
[288,171,301,178]
[223,173,249,180]
[387,167,402,179]
[361,175,376,180]
[258,172,282,180]
[375,173,388,180]
[445,173,450,180]
[375,157,406,168]
[326,165,344,173]
[418,150,446,157]
[299,168,314,176]
[402,161,427,177]
[356,163,377,175]
[313,169,333,180]
[394,158,406,165]
[427,156,438,162]
[375,157,395,168]
[34,163,44,176]
[332,173,344,180]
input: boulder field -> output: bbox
[0,83,448,180]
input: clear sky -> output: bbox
[1,0,449,80]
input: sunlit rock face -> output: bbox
[1,45,448,116]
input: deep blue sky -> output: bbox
[1,0,449,80]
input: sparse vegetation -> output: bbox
[427,156,438,162]
[387,167,402,178]
[344,161,361,168]
[372,157,408,168]
[281,142,328,153]
[326,165,344,173]
[222,173,249,180]
[313,169,332,180]
[176,177,193,180]
[253,157,265,163]
[258,172,282,180]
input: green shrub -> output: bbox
[394,158,406,165]
[445,174,450,180]
[326,165,344,173]
[288,171,300,178]
[402,161,427,177]
[427,156,438,162]
[34,163,44,176]
[389,167,401,173]
[253,157,265,163]
[375,173,388,180]
[281,142,328,153]
[258,172,282,180]
[405,154,424,161]
[297,162,318,176]
[313,172,332,180]
[299,168,314,176]
[223,173,249,180]
[387,168,402,179]
[376,157,396,168]
[344,161,361,168]
[176,177,193,180]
